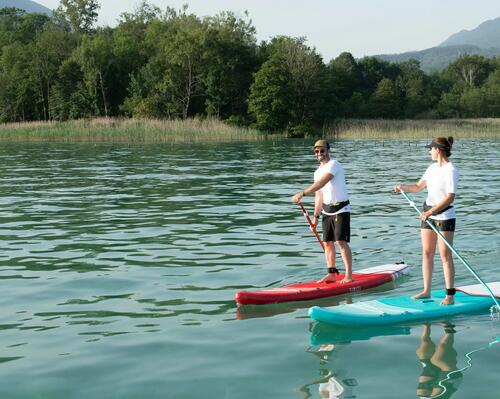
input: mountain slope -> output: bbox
[439,17,500,49]
[375,45,500,72]
[0,0,52,15]
[373,17,500,71]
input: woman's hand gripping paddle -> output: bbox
[398,189,500,317]
[298,202,325,251]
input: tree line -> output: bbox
[1,0,500,136]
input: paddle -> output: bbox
[298,202,325,251]
[399,189,500,312]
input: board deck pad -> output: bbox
[235,262,410,305]
[309,282,500,326]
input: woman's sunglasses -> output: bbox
[314,149,326,155]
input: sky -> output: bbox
[34,0,500,62]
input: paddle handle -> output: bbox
[298,202,325,251]
[400,190,500,309]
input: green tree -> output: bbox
[0,9,55,122]
[327,52,362,101]
[30,30,77,120]
[121,58,167,118]
[112,1,160,113]
[443,55,493,88]
[0,42,40,122]
[203,11,258,121]
[283,38,326,132]
[139,6,207,118]
[366,78,401,118]
[51,59,92,120]
[358,57,400,94]
[395,60,432,117]
[437,85,462,118]
[249,37,329,135]
[0,8,51,46]
[77,30,114,116]
[460,87,487,117]
[248,55,293,132]
[345,92,366,117]
[482,69,500,116]
[53,0,100,34]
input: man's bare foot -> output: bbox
[339,277,353,284]
[412,292,430,300]
[441,295,454,305]
[318,274,338,284]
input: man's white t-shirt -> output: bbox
[421,162,458,220]
[314,159,351,215]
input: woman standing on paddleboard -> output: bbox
[292,139,353,284]
[394,137,458,305]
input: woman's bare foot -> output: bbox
[339,277,353,284]
[412,291,430,300]
[441,295,454,305]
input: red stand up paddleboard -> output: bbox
[235,262,410,305]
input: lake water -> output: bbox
[0,139,499,399]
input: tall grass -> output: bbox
[325,119,500,139]
[2,117,500,143]
[0,117,270,143]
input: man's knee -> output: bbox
[335,240,349,250]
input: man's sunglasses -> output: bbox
[314,149,327,155]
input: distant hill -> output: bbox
[0,0,52,15]
[440,17,500,49]
[375,45,500,72]
[374,17,500,72]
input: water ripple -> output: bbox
[0,140,499,398]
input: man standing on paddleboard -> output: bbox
[292,139,353,284]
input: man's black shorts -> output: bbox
[322,212,350,242]
[421,218,456,232]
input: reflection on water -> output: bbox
[236,296,350,321]
[310,322,411,346]
[305,321,469,399]
[300,341,360,399]
[416,323,462,399]
[296,356,357,399]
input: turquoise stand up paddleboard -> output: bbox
[309,282,500,326]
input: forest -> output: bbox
[2,0,500,136]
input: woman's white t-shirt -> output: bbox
[421,162,458,220]
[314,159,351,214]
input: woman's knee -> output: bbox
[422,248,435,259]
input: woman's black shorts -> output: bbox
[421,218,456,232]
[322,212,350,242]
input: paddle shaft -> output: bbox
[400,190,500,309]
[298,202,325,251]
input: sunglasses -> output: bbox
[314,149,326,155]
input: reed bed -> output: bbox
[0,117,269,143]
[2,117,500,143]
[326,119,500,140]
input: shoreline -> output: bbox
[1,117,500,143]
